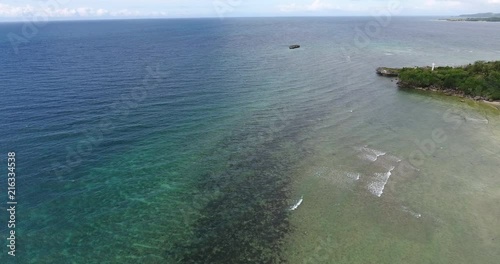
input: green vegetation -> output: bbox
[446,17,500,22]
[458,12,500,18]
[466,17,500,22]
[395,61,500,100]
[445,13,500,22]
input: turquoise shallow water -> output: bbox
[0,17,499,263]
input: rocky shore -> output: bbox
[376,67,400,77]
[376,63,500,108]
[397,83,498,104]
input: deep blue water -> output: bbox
[1,17,500,263]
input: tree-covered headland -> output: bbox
[446,17,500,22]
[377,61,500,100]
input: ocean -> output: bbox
[0,17,499,263]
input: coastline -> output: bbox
[443,19,500,22]
[376,63,500,109]
[398,83,500,108]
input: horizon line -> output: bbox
[0,15,459,23]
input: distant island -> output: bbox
[458,12,500,18]
[444,12,500,22]
[376,61,500,104]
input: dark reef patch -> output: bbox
[164,106,310,263]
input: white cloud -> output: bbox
[1,0,500,19]
[96,9,109,16]
[424,0,463,8]
[278,0,337,13]
[277,0,500,14]
[0,3,166,18]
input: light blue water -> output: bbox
[0,17,499,263]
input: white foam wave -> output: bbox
[385,155,402,163]
[315,168,362,186]
[402,206,422,218]
[368,166,395,197]
[358,146,386,162]
[465,117,489,124]
[346,172,361,181]
[289,196,304,211]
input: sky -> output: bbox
[0,0,499,21]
